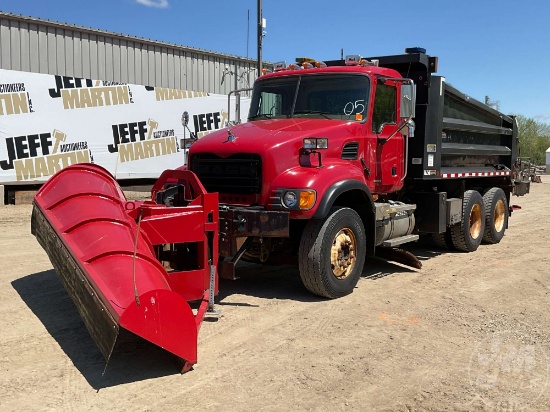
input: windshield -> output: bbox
[248,74,370,121]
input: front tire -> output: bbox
[298,207,366,298]
[450,190,485,252]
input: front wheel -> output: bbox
[298,207,366,298]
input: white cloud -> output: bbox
[135,0,169,8]
[535,114,550,121]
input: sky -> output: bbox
[0,0,549,123]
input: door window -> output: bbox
[372,84,396,133]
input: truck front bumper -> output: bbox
[218,205,290,279]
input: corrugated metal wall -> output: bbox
[0,12,262,94]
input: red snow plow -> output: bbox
[31,163,219,372]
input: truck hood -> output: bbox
[189,118,356,157]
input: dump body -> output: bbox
[355,52,518,182]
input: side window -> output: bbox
[372,84,396,133]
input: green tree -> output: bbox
[514,115,550,165]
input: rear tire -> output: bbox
[298,207,366,298]
[450,190,485,252]
[432,230,454,250]
[482,187,508,244]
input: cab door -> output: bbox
[371,81,404,192]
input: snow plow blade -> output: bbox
[31,163,219,372]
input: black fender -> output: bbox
[313,180,376,257]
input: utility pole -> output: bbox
[246,9,250,59]
[257,0,262,76]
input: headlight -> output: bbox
[280,190,316,210]
[283,191,298,208]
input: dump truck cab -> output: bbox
[190,57,416,216]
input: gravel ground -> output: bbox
[0,181,548,411]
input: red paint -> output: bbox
[34,163,219,369]
[189,64,408,222]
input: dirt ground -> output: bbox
[1,182,549,412]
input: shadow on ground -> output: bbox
[11,242,448,389]
[218,241,447,300]
[12,270,183,390]
[362,240,447,280]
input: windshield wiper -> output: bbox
[248,113,273,120]
[293,110,331,120]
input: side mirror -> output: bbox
[181,111,189,126]
[400,83,416,118]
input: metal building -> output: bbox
[0,11,263,94]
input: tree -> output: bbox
[514,115,550,165]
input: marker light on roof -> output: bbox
[346,55,379,67]
[315,61,327,68]
[287,63,302,70]
[302,62,314,69]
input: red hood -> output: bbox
[189,118,356,157]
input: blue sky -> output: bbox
[1,0,548,123]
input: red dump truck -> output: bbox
[32,48,529,371]
[188,47,529,298]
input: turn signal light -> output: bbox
[299,191,316,210]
